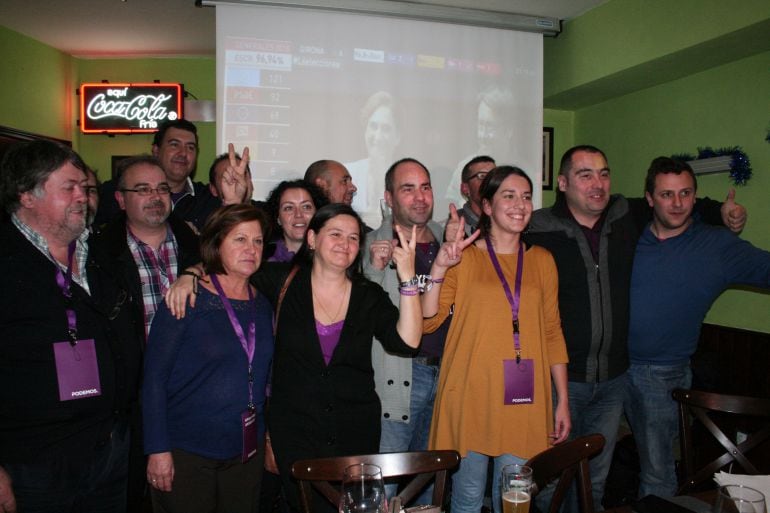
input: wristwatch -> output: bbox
[398,276,419,289]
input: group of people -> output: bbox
[1,116,769,513]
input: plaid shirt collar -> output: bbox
[12,213,91,294]
[126,225,179,338]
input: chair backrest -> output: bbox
[290,450,461,513]
[673,388,770,494]
[525,434,605,513]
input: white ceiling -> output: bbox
[0,0,609,58]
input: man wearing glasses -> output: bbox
[451,155,495,236]
[91,155,201,513]
[94,155,200,342]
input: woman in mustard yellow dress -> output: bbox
[422,165,570,513]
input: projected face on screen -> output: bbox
[365,105,400,163]
[477,101,512,157]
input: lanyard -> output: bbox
[128,227,175,290]
[53,241,78,345]
[210,274,257,412]
[485,236,524,363]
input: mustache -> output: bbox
[145,200,167,210]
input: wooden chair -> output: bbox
[525,433,605,513]
[673,388,770,494]
[290,450,460,513]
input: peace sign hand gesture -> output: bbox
[220,143,252,205]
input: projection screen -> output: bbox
[214,3,544,226]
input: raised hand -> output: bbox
[391,225,417,282]
[721,188,747,233]
[444,203,462,242]
[368,239,394,271]
[435,217,479,270]
[220,143,252,205]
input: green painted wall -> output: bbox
[75,57,216,182]
[0,26,75,141]
[545,0,770,108]
[574,49,770,332]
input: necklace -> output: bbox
[312,281,350,324]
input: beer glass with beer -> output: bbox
[501,464,532,513]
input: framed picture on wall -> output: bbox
[543,127,554,190]
[111,156,132,180]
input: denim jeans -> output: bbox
[451,452,526,513]
[380,362,439,505]
[3,420,130,513]
[537,373,627,513]
[625,363,691,498]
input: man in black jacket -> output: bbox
[93,155,200,342]
[91,154,201,513]
[0,140,142,513]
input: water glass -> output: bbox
[339,463,388,513]
[501,464,533,513]
[713,484,767,513]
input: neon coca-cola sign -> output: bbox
[79,83,183,134]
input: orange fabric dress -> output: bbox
[425,244,568,458]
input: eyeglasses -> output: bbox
[120,184,172,196]
[465,171,489,182]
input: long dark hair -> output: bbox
[477,165,533,238]
[294,203,366,280]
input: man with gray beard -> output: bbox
[91,155,201,513]
[0,140,142,513]
[93,155,200,342]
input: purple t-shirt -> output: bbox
[415,241,451,359]
[316,319,344,365]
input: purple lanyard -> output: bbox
[53,241,78,345]
[129,227,175,286]
[210,274,257,412]
[485,236,524,363]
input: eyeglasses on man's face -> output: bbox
[465,171,489,183]
[120,184,172,196]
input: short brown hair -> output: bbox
[200,204,271,275]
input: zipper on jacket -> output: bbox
[594,262,604,381]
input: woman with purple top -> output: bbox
[164,202,422,512]
[264,179,328,263]
[252,203,422,512]
[143,204,274,513]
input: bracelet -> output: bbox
[180,270,201,279]
[399,276,419,288]
[399,287,419,296]
[422,276,444,293]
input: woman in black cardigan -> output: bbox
[167,203,422,512]
[256,204,421,511]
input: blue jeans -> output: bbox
[625,363,691,498]
[538,373,626,513]
[451,452,526,513]
[2,420,130,513]
[380,362,438,505]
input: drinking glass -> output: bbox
[501,464,533,513]
[713,485,766,513]
[339,463,388,513]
